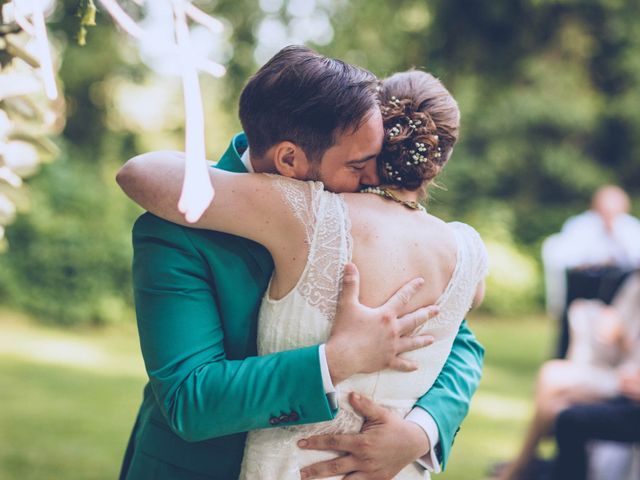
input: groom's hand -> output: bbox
[299,393,430,479]
[325,263,437,384]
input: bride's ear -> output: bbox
[273,141,311,179]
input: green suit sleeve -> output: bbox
[132,213,335,442]
[413,319,484,470]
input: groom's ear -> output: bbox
[272,141,311,179]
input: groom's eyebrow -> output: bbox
[346,154,377,165]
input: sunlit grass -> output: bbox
[0,311,146,480]
[0,310,555,480]
[441,313,554,480]
[0,312,144,377]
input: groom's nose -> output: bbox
[359,160,380,187]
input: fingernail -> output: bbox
[298,439,308,448]
[353,393,361,401]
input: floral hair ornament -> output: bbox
[388,123,402,138]
[407,118,422,130]
[389,96,402,108]
[383,162,403,182]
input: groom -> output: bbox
[118,45,484,479]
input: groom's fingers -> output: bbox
[397,305,439,336]
[396,334,435,355]
[348,392,387,422]
[298,434,357,453]
[337,263,360,307]
[343,473,369,479]
[299,454,358,479]
[388,356,419,372]
[382,277,424,314]
[388,334,433,371]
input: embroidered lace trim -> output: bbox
[269,175,352,318]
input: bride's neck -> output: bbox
[379,185,420,203]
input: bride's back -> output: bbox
[345,193,458,313]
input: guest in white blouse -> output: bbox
[542,185,640,318]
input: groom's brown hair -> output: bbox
[239,45,378,163]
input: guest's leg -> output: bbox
[498,361,611,480]
[498,361,574,480]
[553,399,640,480]
[554,406,588,480]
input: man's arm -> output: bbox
[413,319,484,470]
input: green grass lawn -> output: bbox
[0,311,555,479]
[440,314,554,479]
[0,313,146,480]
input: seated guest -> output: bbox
[542,185,640,357]
[554,367,640,480]
[496,272,640,480]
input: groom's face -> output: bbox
[308,108,384,193]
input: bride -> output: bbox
[117,70,488,479]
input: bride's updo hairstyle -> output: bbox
[378,70,460,191]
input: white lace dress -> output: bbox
[239,178,489,480]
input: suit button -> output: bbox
[289,411,299,422]
[269,417,279,425]
[278,414,289,423]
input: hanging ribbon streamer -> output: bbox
[11,0,58,100]
[96,0,225,222]
[172,0,213,223]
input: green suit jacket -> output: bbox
[119,133,484,480]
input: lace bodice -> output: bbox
[240,178,488,480]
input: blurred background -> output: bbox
[1,0,639,478]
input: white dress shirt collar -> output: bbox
[240,148,255,173]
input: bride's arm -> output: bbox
[116,151,299,254]
[472,280,486,308]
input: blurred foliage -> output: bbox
[2,0,640,324]
[0,2,141,325]
[0,5,64,250]
[321,0,640,312]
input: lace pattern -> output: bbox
[269,176,352,318]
